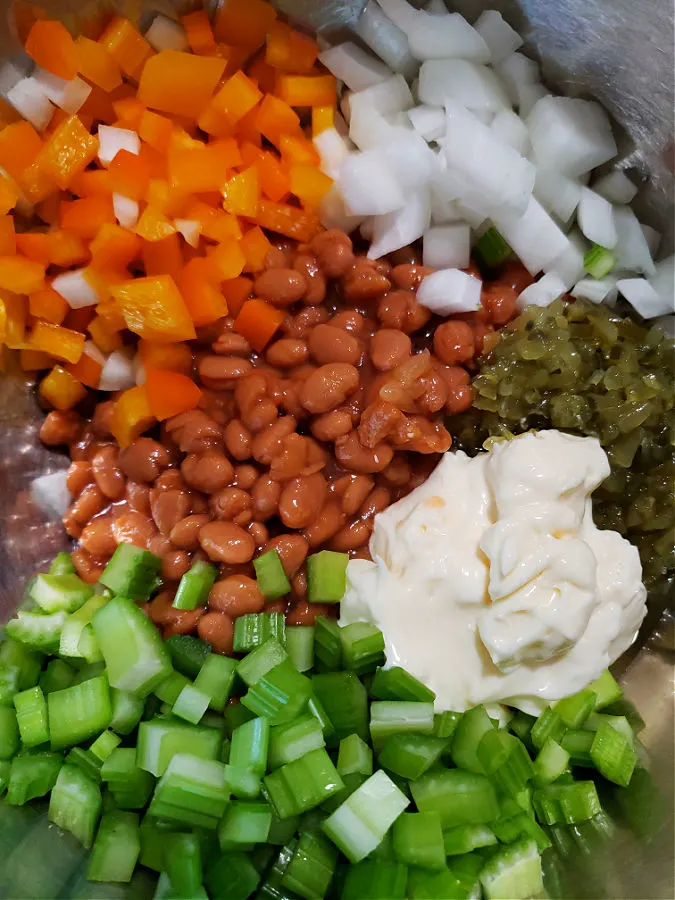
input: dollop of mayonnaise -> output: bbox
[340,430,646,715]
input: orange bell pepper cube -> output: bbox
[240,142,290,203]
[46,230,89,268]
[168,143,236,195]
[210,70,262,126]
[15,233,50,266]
[37,116,99,191]
[0,256,45,294]
[255,199,320,242]
[312,105,335,137]
[0,97,21,129]
[111,275,196,343]
[76,35,122,92]
[29,320,85,365]
[69,169,112,198]
[136,207,176,243]
[234,298,284,351]
[99,17,152,79]
[90,224,141,272]
[139,340,193,376]
[222,276,253,316]
[88,315,123,353]
[240,226,272,273]
[183,199,242,244]
[138,51,226,119]
[142,234,184,281]
[222,166,259,218]
[145,368,203,421]
[182,10,218,56]
[63,305,96,334]
[60,195,114,241]
[0,172,20,216]
[139,109,173,153]
[246,54,277,94]
[289,165,332,209]
[78,85,117,126]
[266,21,318,74]
[276,74,337,108]
[0,121,43,183]
[178,257,228,327]
[29,288,68,325]
[279,133,321,169]
[0,215,16,256]
[66,350,103,389]
[1,293,27,348]
[214,0,277,48]
[39,365,87,410]
[25,19,78,81]
[253,94,301,148]
[208,239,246,281]
[113,96,146,129]
[110,385,155,447]
[108,150,151,201]
[21,348,53,371]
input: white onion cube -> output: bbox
[408,12,490,62]
[617,278,673,319]
[407,104,445,141]
[6,77,54,130]
[535,168,583,223]
[577,188,618,249]
[98,125,140,165]
[145,15,188,52]
[348,102,394,150]
[319,43,390,92]
[353,1,417,76]
[491,109,529,155]
[493,196,570,276]
[315,127,354,176]
[33,70,91,114]
[351,74,413,116]
[593,169,638,205]
[31,471,71,519]
[417,268,482,314]
[527,96,617,177]
[51,269,100,308]
[571,277,618,305]
[175,218,201,248]
[375,0,420,32]
[382,128,437,189]
[423,223,471,269]
[320,184,365,233]
[113,193,139,230]
[367,187,431,259]
[517,272,567,310]
[613,207,656,277]
[338,150,406,215]
[494,52,540,105]
[648,255,675,311]
[99,350,136,392]
[543,230,587,289]
[418,59,509,113]
[474,10,522,64]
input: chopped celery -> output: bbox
[205,851,260,900]
[586,712,633,742]
[218,800,272,847]
[87,810,141,883]
[49,552,76,576]
[224,702,256,737]
[194,654,237,712]
[234,613,286,653]
[0,706,20,760]
[0,639,43,690]
[341,860,407,900]
[173,559,217,611]
[378,732,448,781]
[5,611,67,654]
[173,684,211,725]
[165,634,212,679]
[225,764,261,800]
[306,694,336,741]
[92,596,172,697]
[13,685,49,747]
[89,729,121,762]
[479,838,543,900]
[99,543,161,601]
[533,738,570,786]
[30,573,94,614]
[584,244,616,279]
[411,768,499,829]
[561,729,594,765]
[264,747,343,818]
[285,626,314,673]
[451,704,495,773]
[241,659,311,725]
[154,670,191,705]
[164,832,203,898]
[533,781,601,825]
[109,688,145,735]
[311,671,369,744]
[254,550,292,600]
[369,701,435,751]
[555,688,597,728]
[531,707,566,751]
[0,759,10,794]
[434,710,463,741]
[48,763,101,847]
[370,667,436,704]
[281,830,337,900]
[65,746,102,783]
[237,638,288,687]
[39,659,75,694]
[393,810,445,870]
[588,669,623,710]
[0,666,19,707]
[314,616,342,672]
[407,865,477,899]
[474,226,512,268]
[590,720,637,787]
[321,771,368,815]
[136,718,222,777]
[337,733,373,777]
[59,595,109,659]
[477,730,534,797]
[101,747,155,809]
[48,674,112,750]
[149,754,229,829]
[443,823,498,856]
[7,751,62,804]
[322,769,408,863]
[269,715,324,770]
[306,551,348,604]
[340,622,385,676]
[231,716,270,776]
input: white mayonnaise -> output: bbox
[340,430,646,715]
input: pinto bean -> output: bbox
[335,431,394,473]
[197,612,234,654]
[209,575,264,616]
[91,445,126,500]
[278,473,327,529]
[209,487,253,525]
[265,534,309,578]
[181,451,234,494]
[300,363,360,414]
[255,268,308,306]
[118,438,170,483]
[309,324,361,366]
[170,514,211,550]
[199,521,255,565]
[40,410,83,446]
[150,488,191,535]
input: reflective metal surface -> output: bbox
[0,1,673,897]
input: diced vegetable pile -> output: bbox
[0,543,646,899]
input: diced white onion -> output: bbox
[319,43,391,92]
[113,193,139,230]
[417,267,482,314]
[423,223,471,269]
[616,278,672,319]
[613,207,656,277]
[354,1,417,76]
[348,102,394,150]
[648,255,675,310]
[493,196,570,276]
[382,128,437,189]
[418,60,509,113]
[577,187,618,248]
[320,184,366,233]
[98,125,140,166]
[99,350,136,392]
[491,109,529,155]
[517,272,567,309]
[375,0,420,32]
[424,0,448,13]
[571,277,618,305]
[592,169,638,204]
[5,77,54,130]
[31,470,71,519]
[474,10,523,64]
[527,96,617,176]
[83,340,106,368]
[408,12,490,63]
[494,52,539,106]
[641,224,661,257]
[0,62,23,94]
[407,104,445,141]
[338,150,406,215]
[429,166,463,225]
[51,269,100,308]
[516,82,547,117]
[543,230,587,289]
[33,70,91,114]
[367,187,431,259]
[145,15,188,51]
[175,218,201,248]
[351,73,413,116]
[314,127,354,176]
[535,168,582,224]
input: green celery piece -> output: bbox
[268,715,324,770]
[370,667,436,704]
[149,753,230,828]
[533,781,601,826]
[341,860,407,900]
[313,616,342,672]
[49,551,75,576]
[109,688,145,735]
[411,768,499,829]
[6,751,62,804]
[0,706,20,760]
[59,595,109,660]
[218,800,273,847]
[205,851,260,900]
[378,732,447,781]
[306,551,348,604]
[89,729,121,762]
[392,810,446,871]
[65,747,102,783]
[92,595,172,697]
[0,666,20,707]
[407,865,476,900]
[13,685,49,748]
[173,559,218,611]
[588,669,623,710]
[165,634,212,679]
[165,832,203,898]
[0,759,10,794]
[102,748,155,809]
[194,654,237,712]
[254,550,291,600]
[583,244,616,279]
[87,810,141,883]
[5,611,67,654]
[477,730,534,797]
[234,613,286,653]
[136,717,222,777]
[48,763,102,848]
[30,573,94,614]
[224,764,261,800]
[531,707,567,751]
[263,747,343,818]
[369,701,435,751]
[337,733,373,777]
[230,716,270,776]
[267,811,300,846]
[281,830,338,900]
[154,670,191,705]
[474,227,512,269]
[339,622,385,676]
[533,738,570,786]
[241,659,311,725]
[561,729,594,765]
[590,720,637,787]
[443,823,498,856]
[139,815,180,872]
[173,684,211,725]
[479,839,543,900]
[99,543,161,600]
[285,626,314,673]
[237,638,288,687]
[320,771,367,815]
[0,639,43,689]
[48,674,112,750]
[224,702,256,737]
[555,688,597,728]
[451,704,495,773]
[311,671,369,745]
[39,659,75,694]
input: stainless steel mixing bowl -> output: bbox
[0,1,672,897]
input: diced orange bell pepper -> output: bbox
[63,305,96,333]
[253,94,301,148]
[279,133,320,169]
[222,166,259,218]
[178,257,228,326]
[265,22,318,74]
[240,142,290,203]
[60,195,114,241]
[0,172,20,216]
[142,234,183,281]
[169,145,231,196]
[207,239,246,281]
[235,105,263,147]
[276,74,336,108]
[144,179,185,217]
[69,169,112,198]
[39,365,87,410]
[46,230,90,268]
[136,206,176,243]
[240,226,272,273]
[108,150,151,201]
[110,385,155,447]
[183,199,242,244]
[289,164,332,209]
[0,121,43,182]
[1,293,27,348]
[0,97,21,129]
[90,224,140,272]
[234,298,284,351]
[65,349,103,389]
[246,53,277,94]
[0,215,16,255]
[16,233,49,266]
[25,19,78,81]
[88,315,123,353]
[0,256,45,294]
[99,17,152,79]
[138,51,226,119]
[35,193,61,226]
[139,339,193,376]
[255,199,319,242]
[209,70,262,126]
[113,95,146,129]
[312,105,335,137]
[76,35,122,91]
[182,10,218,56]
[111,275,196,343]
[214,0,277,49]
[222,276,253,316]
[29,320,85,364]
[20,348,53,371]
[77,84,117,125]
[19,161,56,206]
[29,288,68,325]
[38,115,99,191]
[139,109,173,153]
[145,368,203,421]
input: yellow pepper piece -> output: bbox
[289,164,332,210]
[39,365,87,410]
[136,205,176,242]
[0,256,46,294]
[1,292,27,348]
[0,171,20,215]
[111,275,196,343]
[222,166,259,218]
[110,385,155,448]
[29,320,85,365]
